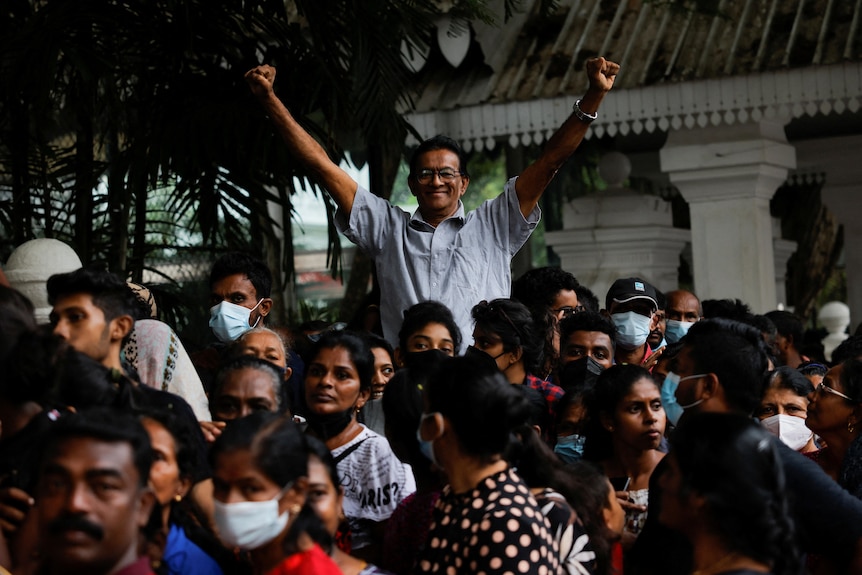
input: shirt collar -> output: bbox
[409,201,466,230]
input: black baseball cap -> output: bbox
[605,277,659,311]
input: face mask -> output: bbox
[209,299,262,343]
[305,407,355,440]
[661,371,708,426]
[402,348,450,371]
[762,414,813,451]
[665,319,695,344]
[559,357,605,391]
[213,482,293,550]
[611,311,652,350]
[463,346,504,372]
[416,412,441,467]
[554,433,586,463]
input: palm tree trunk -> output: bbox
[74,81,95,264]
[10,96,32,246]
[129,165,149,283]
[106,130,129,273]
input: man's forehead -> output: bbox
[416,149,461,169]
[46,437,138,479]
[568,330,612,347]
[672,346,696,370]
[669,292,699,310]
[52,292,98,312]
[224,369,277,391]
[211,273,257,295]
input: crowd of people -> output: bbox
[1,55,862,575]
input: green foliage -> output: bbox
[0,0,490,305]
[0,0,552,334]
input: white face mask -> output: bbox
[213,482,292,550]
[209,299,262,343]
[611,311,652,350]
[761,414,813,451]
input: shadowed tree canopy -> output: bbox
[0,0,539,330]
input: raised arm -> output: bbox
[515,57,620,218]
[245,65,359,215]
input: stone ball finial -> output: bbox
[598,151,631,188]
[819,301,851,362]
[4,238,83,324]
[820,301,851,334]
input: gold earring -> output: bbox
[289,504,301,514]
[849,421,856,434]
[174,494,182,503]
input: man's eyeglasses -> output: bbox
[415,168,462,184]
[816,382,857,402]
[553,305,586,319]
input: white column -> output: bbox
[772,217,797,309]
[547,152,690,303]
[546,194,690,303]
[660,121,796,313]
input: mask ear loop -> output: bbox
[249,298,264,328]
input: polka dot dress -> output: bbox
[415,468,562,575]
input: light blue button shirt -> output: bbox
[336,177,540,352]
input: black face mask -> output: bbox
[558,356,605,393]
[304,407,355,440]
[462,346,503,373]
[402,348,451,371]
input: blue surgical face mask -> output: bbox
[611,311,652,350]
[665,319,696,344]
[661,372,685,426]
[661,371,708,426]
[554,433,586,464]
[209,299,262,343]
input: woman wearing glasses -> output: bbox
[805,359,862,498]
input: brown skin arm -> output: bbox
[515,57,620,218]
[245,65,359,215]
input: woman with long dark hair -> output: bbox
[468,299,564,437]
[138,408,228,574]
[415,356,560,574]
[805,359,862,495]
[658,411,798,575]
[583,364,665,548]
[302,331,414,562]
[209,413,341,575]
